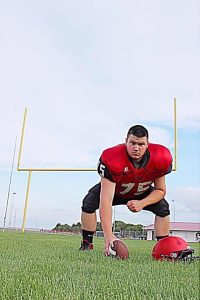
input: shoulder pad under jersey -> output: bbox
[100,144,127,174]
[148,143,172,173]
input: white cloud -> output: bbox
[167,186,200,222]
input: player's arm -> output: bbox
[127,176,166,212]
[99,177,115,236]
[140,175,166,207]
[99,177,117,254]
[98,158,119,254]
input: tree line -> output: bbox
[53,221,143,233]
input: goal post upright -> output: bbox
[21,170,32,234]
[17,107,27,171]
[17,108,97,233]
[17,109,96,172]
[18,99,177,233]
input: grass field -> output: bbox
[0,231,199,300]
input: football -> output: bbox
[109,240,129,260]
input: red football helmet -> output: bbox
[152,236,194,261]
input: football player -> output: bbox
[80,125,172,255]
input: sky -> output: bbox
[0,0,199,230]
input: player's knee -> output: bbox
[81,205,97,214]
[156,200,170,217]
[81,183,100,214]
[156,210,170,217]
[81,198,99,214]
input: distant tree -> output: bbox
[114,221,126,232]
[52,221,143,233]
[71,222,82,231]
[53,223,71,231]
[113,221,143,232]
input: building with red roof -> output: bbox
[143,222,200,242]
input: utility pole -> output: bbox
[113,207,116,232]
[3,137,17,228]
[172,199,175,222]
[9,192,16,227]
[14,208,17,228]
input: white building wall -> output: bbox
[147,230,153,240]
[146,230,199,242]
[170,230,198,242]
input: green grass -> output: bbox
[0,231,199,300]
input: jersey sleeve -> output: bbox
[156,146,173,176]
[147,144,173,178]
[97,157,115,182]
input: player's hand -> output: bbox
[127,200,144,212]
[104,233,118,256]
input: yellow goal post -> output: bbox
[17,98,177,233]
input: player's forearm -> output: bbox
[141,189,165,207]
[99,200,113,236]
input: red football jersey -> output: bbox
[98,143,172,198]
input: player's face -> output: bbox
[125,135,148,161]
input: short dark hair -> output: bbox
[127,125,149,139]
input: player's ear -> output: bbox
[125,138,128,144]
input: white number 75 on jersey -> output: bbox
[120,181,152,195]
